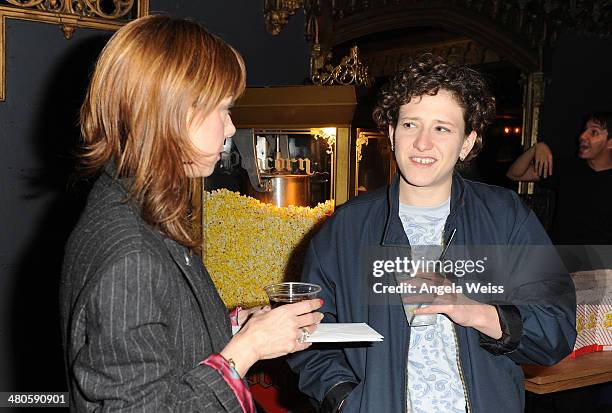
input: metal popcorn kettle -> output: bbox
[233,129,312,208]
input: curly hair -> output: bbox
[372,54,496,162]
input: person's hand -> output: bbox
[533,142,553,178]
[240,299,323,359]
[399,272,446,305]
[221,298,323,377]
[237,305,270,326]
[415,296,502,340]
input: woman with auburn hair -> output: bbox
[60,15,322,412]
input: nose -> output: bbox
[579,130,589,143]
[413,129,433,151]
[225,115,236,138]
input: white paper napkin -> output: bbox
[232,322,384,343]
[306,323,383,343]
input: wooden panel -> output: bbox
[232,86,357,128]
[523,352,612,394]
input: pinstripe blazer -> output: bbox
[60,166,244,412]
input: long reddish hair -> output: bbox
[80,15,246,247]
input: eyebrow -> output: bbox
[398,116,456,126]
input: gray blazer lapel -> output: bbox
[163,239,231,351]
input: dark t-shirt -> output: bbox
[541,157,612,244]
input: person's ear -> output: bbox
[459,131,477,161]
[388,124,395,151]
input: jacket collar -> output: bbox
[99,162,145,218]
[101,162,133,194]
[381,172,466,247]
[164,236,231,350]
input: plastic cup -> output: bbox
[408,306,438,326]
[264,282,321,308]
[397,272,445,327]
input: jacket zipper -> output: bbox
[404,342,409,413]
[403,252,410,413]
[442,226,470,413]
[453,324,472,413]
[403,241,412,413]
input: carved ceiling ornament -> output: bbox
[5,0,136,19]
[311,45,373,86]
[264,0,611,78]
[0,0,148,100]
[264,0,305,35]
[363,39,502,78]
[330,0,611,48]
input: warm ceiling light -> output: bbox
[514,127,521,134]
[504,127,510,134]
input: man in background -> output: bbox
[507,112,612,245]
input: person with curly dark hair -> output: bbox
[289,54,575,412]
[373,54,495,163]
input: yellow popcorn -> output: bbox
[587,313,597,329]
[604,312,612,329]
[203,189,333,308]
[577,315,584,333]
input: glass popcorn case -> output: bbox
[352,128,397,196]
[226,127,337,208]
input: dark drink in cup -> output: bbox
[269,297,297,309]
[264,282,321,308]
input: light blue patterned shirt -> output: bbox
[398,199,467,413]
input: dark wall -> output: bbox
[540,34,612,160]
[0,19,111,396]
[151,0,310,86]
[0,1,308,396]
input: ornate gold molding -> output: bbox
[264,0,303,36]
[356,130,380,163]
[312,127,336,155]
[363,38,501,78]
[6,0,139,20]
[353,129,393,197]
[0,0,149,101]
[311,45,372,87]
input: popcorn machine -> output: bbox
[204,85,356,208]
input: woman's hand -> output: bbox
[221,299,323,377]
[241,299,323,359]
[237,305,270,326]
